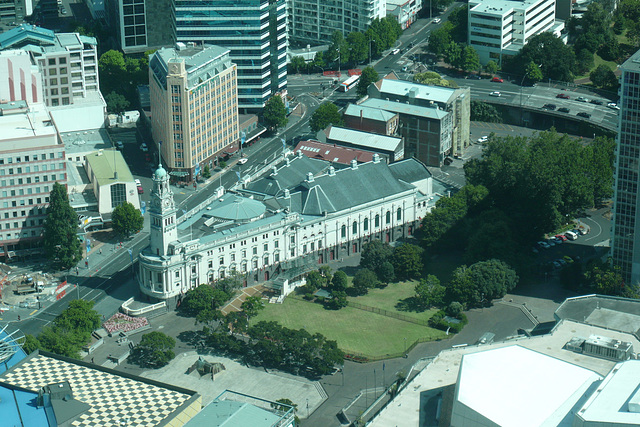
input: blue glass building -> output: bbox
[174,0,288,111]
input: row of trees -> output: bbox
[204,320,344,379]
[24,300,101,358]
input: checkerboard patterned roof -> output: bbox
[0,353,194,427]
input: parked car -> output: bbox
[556,93,570,99]
[576,96,588,102]
[565,230,578,240]
[135,179,141,186]
[558,107,570,113]
[537,241,550,249]
[238,158,248,165]
[546,239,556,247]
[433,17,441,23]
[577,112,591,119]
[607,102,620,110]
[491,77,504,83]
[553,237,563,244]
[590,99,603,105]
[489,91,501,97]
[555,234,568,242]
[467,74,482,80]
[140,143,148,152]
[542,104,556,110]
[137,185,144,194]
[477,135,489,143]
[115,141,124,150]
[552,261,562,269]
[563,255,575,264]
[556,258,567,266]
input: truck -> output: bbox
[15,277,44,295]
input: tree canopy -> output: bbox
[263,95,288,131]
[392,244,424,281]
[357,66,379,97]
[43,182,83,270]
[310,103,343,132]
[129,331,176,368]
[504,32,576,82]
[112,201,144,238]
[352,268,379,295]
[445,259,518,308]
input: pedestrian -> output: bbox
[99,248,102,255]
[85,260,88,268]
[76,267,79,275]
[91,357,94,364]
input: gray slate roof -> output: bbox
[344,104,397,122]
[206,193,265,222]
[324,126,402,152]
[244,155,330,197]
[276,161,415,215]
[388,158,432,184]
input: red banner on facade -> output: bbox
[56,281,67,292]
[348,69,362,76]
[56,290,66,300]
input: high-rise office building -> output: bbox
[173,0,287,111]
[612,50,640,285]
[288,0,386,45]
[149,43,239,180]
[105,0,173,54]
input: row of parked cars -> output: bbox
[536,228,587,250]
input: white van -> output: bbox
[392,48,400,55]
[565,230,578,240]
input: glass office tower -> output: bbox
[612,49,640,285]
[174,0,287,111]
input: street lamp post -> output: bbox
[336,48,341,75]
[369,38,376,67]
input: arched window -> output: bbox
[364,217,369,231]
[386,211,391,224]
[397,207,402,221]
[341,224,346,238]
[352,221,358,234]
[375,214,380,227]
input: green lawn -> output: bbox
[347,281,440,323]
[253,297,447,357]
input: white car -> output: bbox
[489,91,501,97]
[607,102,620,110]
[140,143,149,152]
[238,158,248,165]
[433,17,441,24]
[477,135,489,143]
[135,179,141,186]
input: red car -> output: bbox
[555,234,568,242]
[491,77,504,83]
[556,93,570,99]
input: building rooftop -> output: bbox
[344,103,398,122]
[360,97,450,119]
[205,193,266,223]
[555,294,640,334]
[388,158,432,184]
[0,24,96,51]
[453,345,601,427]
[48,90,106,133]
[85,149,134,186]
[0,350,200,427]
[469,0,543,14]
[369,319,640,427]
[323,126,403,153]
[152,44,233,89]
[376,78,457,105]
[0,101,57,141]
[293,140,376,164]
[621,48,640,73]
[185,390,294,427]
[60,127,113,157]
[576,360,640,425]
[244,154,330,197]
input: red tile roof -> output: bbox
[293,140,376,164]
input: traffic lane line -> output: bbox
[582,217,603,242]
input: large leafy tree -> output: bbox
[43,182,83,270]
[98,50,126,94]
[263,95,288,131]
[428,24,453,57]
[352,268,379,295]
[461,45,480,72]
[471,101,502,123]
[180,284,230,316]
[105,91,130,114]
[392,243,424,281]
[241,295,264,320]
[54,299,101,334]
[360,240,393,273]
[356,66,379,97]
[414,71,457,88]
[445,259,518,308]
[346,31,368,65]
[505,32,575,82]
[590,65,618,90]
[130,331,176,368]
[414,275,446,309]
[525,61,543,83]
[288,56,307,74]
[485,60,499,75]
[112,201,144,238]
[330,271,349,293]
[310,102,343,132]
[217,271,243,295]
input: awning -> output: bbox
[225,144,239,154]
[170,171,190,177]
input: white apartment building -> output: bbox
[288,0,387,45]
[138,153,435,300]
[0,25,99,107]
[612,49,640,285]
[468,0,565,65]
[0,50,43,105]
[0,100,67,260]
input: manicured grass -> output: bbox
[347,281,440,323]
[253,297,447,357]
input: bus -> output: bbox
[339,75,360,92]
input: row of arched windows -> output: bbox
[340,208,403,238]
